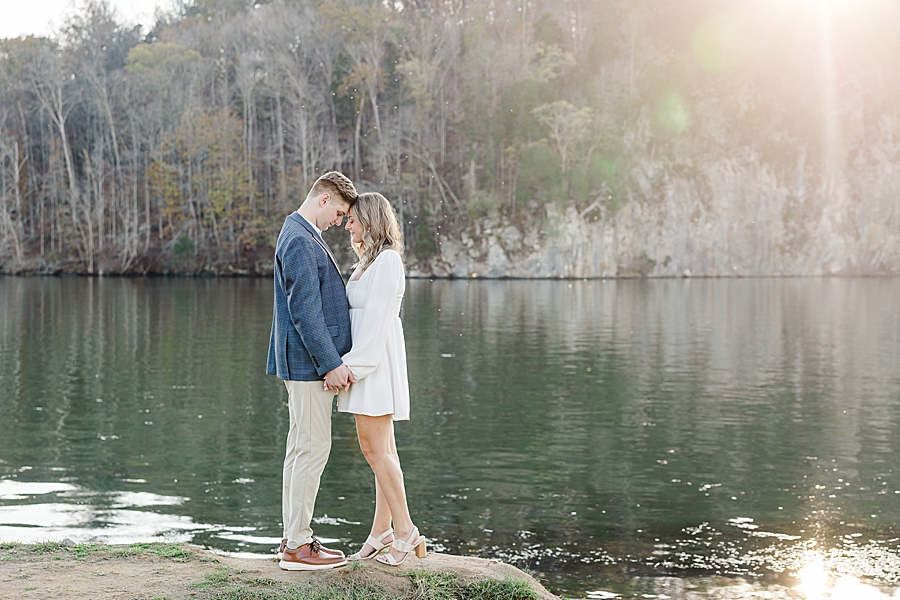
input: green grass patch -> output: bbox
[346,558,365,572]
[407,570,538,600]
[241,576,279,586]
[114,542,193,560]
[194,568,393,600]
[72,543,105,558]
[193,566,238,589]
[111,545,143,557]
[30,541,68,554]
[149,543,193,560]
[0,542,20,550]
[201,579,393,600]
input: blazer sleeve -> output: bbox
[281,234,343,376]
[341,251,404,381]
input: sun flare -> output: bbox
[797,559,831,599]
[795,555,896,600]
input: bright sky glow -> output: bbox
[0,0,164,40]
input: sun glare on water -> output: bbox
[796,557,900,600]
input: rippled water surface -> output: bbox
[1,277,899,598]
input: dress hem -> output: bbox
[336,407,409,421]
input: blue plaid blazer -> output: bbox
[266,213,352,381]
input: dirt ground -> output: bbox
[0,543,559,600]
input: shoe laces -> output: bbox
[309,538,323,554]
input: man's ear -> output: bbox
[319,192,330,206]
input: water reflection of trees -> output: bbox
[0,277,288,524]
[1,277,898,563]
[405,279,900,553]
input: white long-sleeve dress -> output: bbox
[337,250,410,421]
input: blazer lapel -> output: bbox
[291,213,344,281]
[312,231,343,278]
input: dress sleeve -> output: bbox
[341,251,404,381]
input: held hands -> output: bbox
[324,364,356,392]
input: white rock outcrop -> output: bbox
[411,154,900,278]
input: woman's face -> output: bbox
[345,207,364,245]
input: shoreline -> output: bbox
[0,541,559,600]
[2,270,897,280]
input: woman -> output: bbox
[325,192,426,566]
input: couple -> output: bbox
[265,171,425,571]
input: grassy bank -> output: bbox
[0,541,555,600]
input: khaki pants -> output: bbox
[282,380,334,548]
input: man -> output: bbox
[266,171,358,571]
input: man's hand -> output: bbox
[324,364,356,392]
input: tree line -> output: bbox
[1,0,898,274]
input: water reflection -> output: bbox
[796,559,900,599]
[0,480,203,544]
[1,277,899,598]
[586,570,900,599]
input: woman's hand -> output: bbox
[323,364,355,392]
[324,370,356,392]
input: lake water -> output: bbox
[1,276,899,598]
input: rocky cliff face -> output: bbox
[409,153,900,278]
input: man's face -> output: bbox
[318,194,350,231]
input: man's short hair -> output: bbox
[310,171,358,206]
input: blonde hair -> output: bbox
[310,171,358,206]
[351,192,404,270]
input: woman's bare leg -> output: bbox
[355,474,394,557]
[355,414,415,561]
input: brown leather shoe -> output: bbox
[278,538,343,560]
[311,537,345,558]
[279,540,347,571]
